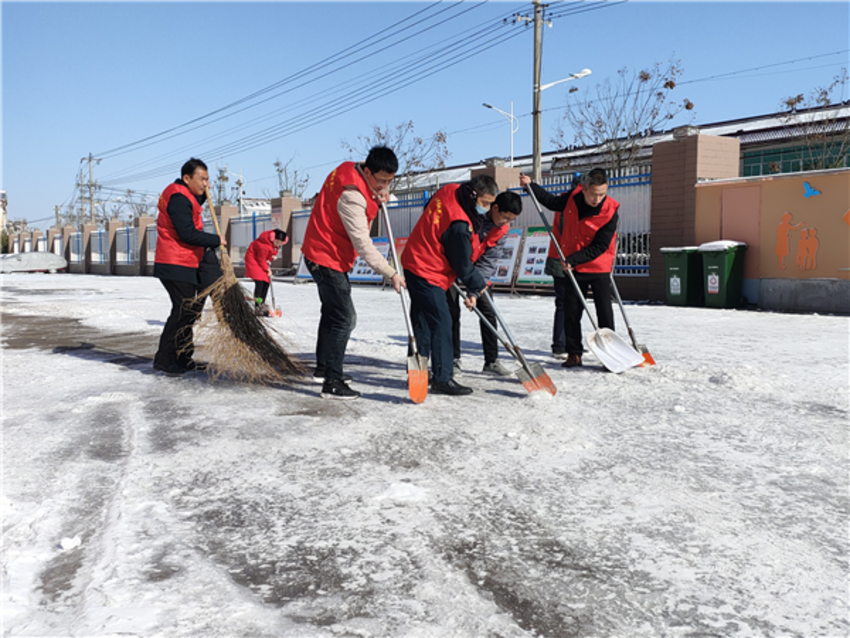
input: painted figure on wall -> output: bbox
[776,211,804,269]
[797,227,819,271]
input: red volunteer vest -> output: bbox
[155,182,205,268]
[472,222,509,263]
[302,162,378,272]
[401,183,473,290]
[547,185,618,273]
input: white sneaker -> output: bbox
[552,352,569,360]
[482,361,512,376]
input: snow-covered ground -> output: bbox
[2,273,848,638]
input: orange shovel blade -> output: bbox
[407,367,428,404]
[638,346,656,366]
[517,363,557,396]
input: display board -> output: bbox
[487,227,523,285]
[515,226,554,285]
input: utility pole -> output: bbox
[54,205,62,229]
[82,153,101,225]
[77,166,85,227]
[518,1,551,182]
[532,0,543,182]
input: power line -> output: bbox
[99,5,529,186]
[94,1,485,159]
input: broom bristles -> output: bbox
[187,252,303,384]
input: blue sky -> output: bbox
[2,1,848,230]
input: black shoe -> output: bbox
[153,361,186,376]
[562,354,583,368]
[430,379,473,396]
[321,379,361,400]
[312,369,352,384]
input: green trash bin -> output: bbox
[660,247,703,306]
[698,240,748,309]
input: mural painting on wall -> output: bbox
[776,212,803,269]
[795,228,819,271]
[776,212,820,272]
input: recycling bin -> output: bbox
[698,240,748,309]
[660,247,702,306]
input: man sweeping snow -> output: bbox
[152,158,226,376]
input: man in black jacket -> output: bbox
[520,169,619,368]
[153,158,226,376]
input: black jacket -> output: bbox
[529,181,618,276]
[154,180,222,285]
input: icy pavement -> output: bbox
[2,274,848,638]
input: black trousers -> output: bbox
[306,259,356,382]
[551,275,567,355]
[155,278,205,367]
[253,280,270,305]
[564,272,615,355]
[446,285,499,364]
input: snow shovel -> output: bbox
[523,184,644,374]
[268,277,282,317]
[380,202,428,404]
[609,270,655,366]
[453,284,556,396]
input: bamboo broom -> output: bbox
[191,187,302,384]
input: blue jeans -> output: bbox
[306,259,356,382]
[406,271,454,384]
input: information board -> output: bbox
[515,226,554,285]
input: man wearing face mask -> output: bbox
[447,190,522,378]
[400,174,499,396]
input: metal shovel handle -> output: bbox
[380,202,419,350]
[523,184,599,331]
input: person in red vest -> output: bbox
[400,174,499,396]
[153,158,226,376]
[520,168,619,368]
[244,229,288,316]
[302,146,404,400]
[447,190,522,377]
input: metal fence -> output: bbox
[115,227,138,265]
[91,230,108,265]
[508,168,652,276]
[242,168,652,278]
[229,213,276,265]
[70,233,84,264]
[146,226,157,263]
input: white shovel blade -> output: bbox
[585,328,646,374]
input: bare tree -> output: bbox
[779,68,849,172]
[341,120,450,191]
[552,58,694,171]
[124,190,156,220]
[265,157,310,198]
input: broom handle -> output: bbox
[523,184,599,331]
[205,187,223,237]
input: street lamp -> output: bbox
[482,101,520,167]
[532,68,592,181]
